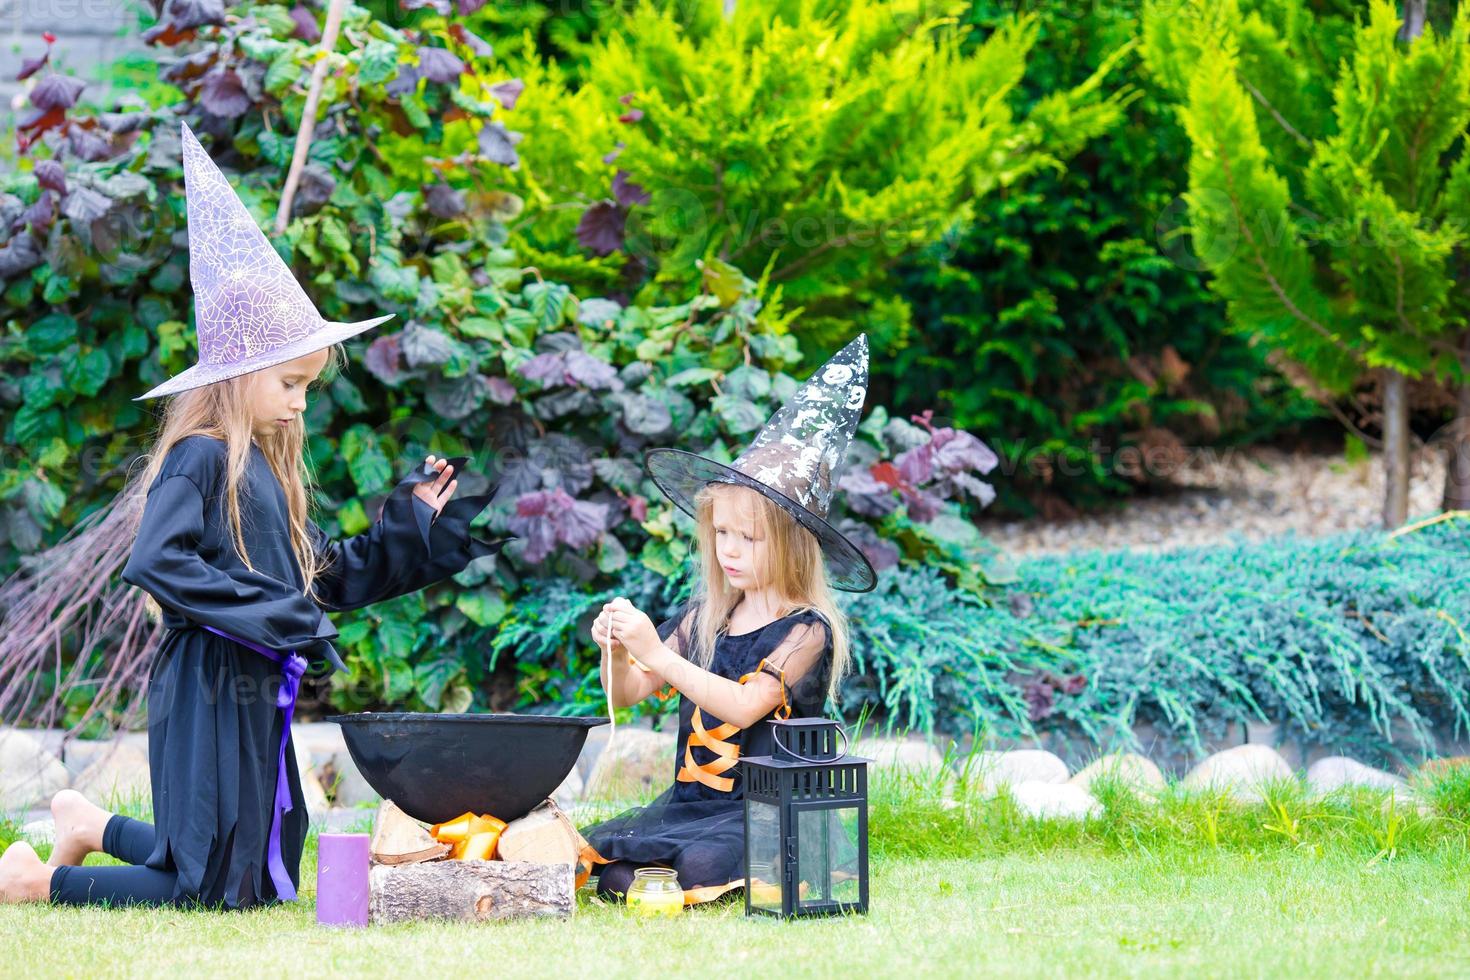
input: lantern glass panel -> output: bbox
[796,804,861,909]
[746,797,783,913]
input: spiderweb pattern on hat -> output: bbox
[645,335,877,592]
[135,123,392,401]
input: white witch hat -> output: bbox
[135,122,394,401]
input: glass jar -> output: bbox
[626,867,684,917]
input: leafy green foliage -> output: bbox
[886,0,1320,514]
[0,0,992,720]
[1141,0,1470,397]
[497,0,1132,361]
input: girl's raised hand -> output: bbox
[413,455,458,517]
[591,609,627,659]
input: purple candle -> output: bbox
[316,833,371,927]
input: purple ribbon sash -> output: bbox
[201,624,308,902]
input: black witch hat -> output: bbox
[645,334,877,592]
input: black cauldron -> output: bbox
[327,712,606,824]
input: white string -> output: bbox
[600,602,617,758]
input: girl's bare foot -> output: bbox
[0,842,51,904]
[46,789,111,868]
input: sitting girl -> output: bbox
[0,122,507,909]
[583,335,875,904]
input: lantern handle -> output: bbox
[771,722,850,764]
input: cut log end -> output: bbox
[497,799,588,866]
[370,799,451,866]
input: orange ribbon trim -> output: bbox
[756,658,792,721]
[676,707,742,792]
[627,653,678,701]
[673,658,790,792]
[576,842,608,891]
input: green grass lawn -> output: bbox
[4,770,1470,976]
[1,847,1467,976]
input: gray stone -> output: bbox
[1245,721,1302,768]
[551,764,584,807]
[972,750,1069,794]
[851,736,948,776]
[573,716,653,783]
[1010,781,1103,820]
[286,723,371,806]
[1306,756,1409,796]
[323,749,380,808]
[1182,745,1294,802]
[0,0,148,109]
[291,721,348,770]
[72,743,151,807]
[584,729,676,801]
[62,732,149,775]
[0,727,70,813]
[20,818,55,845]
[24,727,68,761]
[292,736,332,822]
[1069,752,1167,796]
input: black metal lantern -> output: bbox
[741,718,870,918]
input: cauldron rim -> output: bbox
[323,711,609,823]
[325,712,607,728]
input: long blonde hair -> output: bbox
[684,482,850,704]
[131,345,345,618]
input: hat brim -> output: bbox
[645,448,877,593]
[134,313,396,401]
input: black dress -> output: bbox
[114,434,503,910]
[579,601,834,902]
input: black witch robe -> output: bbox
[580,602,835,901]
[118,434,505,910]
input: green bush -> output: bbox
[1140,0,1470,519]
[839,516,1470,767]
[492,0,1129,355]
[478,0,1325,514]
[884,0,1321,514]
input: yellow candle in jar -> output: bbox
[626,867,684,917]
[627,889,684,917]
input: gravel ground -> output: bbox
[976,446,1452,556]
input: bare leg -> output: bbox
[0,843,52,903]
[46,789,113,868]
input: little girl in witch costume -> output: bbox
[0,122,507,909]
[582,335,875,905]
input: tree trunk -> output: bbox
[274,0,350,235]
[369,860,575,923]
[1398,0,1427,42]
[1382,3,1425,528]
[1382,367,1412,528]
[1444,334,1470,510]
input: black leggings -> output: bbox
[49,815,180,908]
